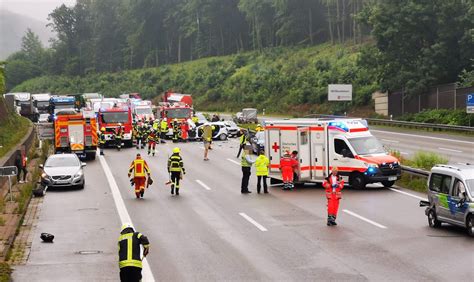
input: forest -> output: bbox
[4,0,474,110]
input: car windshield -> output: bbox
[466,179,474,195]
[166,108,191,119]
[135,108,152,115]
[348,136,385,155]
[45,156,79,167]
[102,112,129,123]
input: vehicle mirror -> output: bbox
[39,164,44,169]
[419,200,430,207]
[81,162,87,167]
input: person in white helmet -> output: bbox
[114,123,124,151]
[118,223,150,281]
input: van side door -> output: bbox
[450,178,469,223]
[429,173,452,220]
[266,128,281,173]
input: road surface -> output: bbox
[13,136,473,281]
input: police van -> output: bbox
[264,118,401,189]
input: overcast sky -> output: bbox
[0,0,76,22]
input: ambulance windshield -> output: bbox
[348,136,385,155]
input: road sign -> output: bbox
[328,84,352,101]
[0,166,18,176]
[467,93,474,114]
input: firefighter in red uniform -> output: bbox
[147,129,159,156]
[323,167,344,226]
[128,153,151,199]
[280,151,298,190]
[180,121,189,141]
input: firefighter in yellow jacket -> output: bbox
[118,223,150,282]
[167,147,185,195]
[128,153,151,198]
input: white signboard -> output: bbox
[328,84,352,101]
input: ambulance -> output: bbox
[54,110,98,160]
[264,118,401,189]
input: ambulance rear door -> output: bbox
[266,128,281,173]
[310,126,325,180]
[297,127,311,180]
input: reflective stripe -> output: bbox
[118,233,143,269]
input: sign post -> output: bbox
[0,166,18,202]
[328,84,352,101]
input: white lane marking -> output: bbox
[227,158,241,166]
[98,153,155,282]
[239,212,268,232]
[438,147,462,153]
[400,152,409,155]
[381,139,399,143]
[343,209,387,229]
[389,188,427,201]
[371,129,474,145]
[196,179,212,190]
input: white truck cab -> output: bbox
[264,118,401,189]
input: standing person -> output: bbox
[280,151,298,190]
[118,223,150,282]
[255,150,270,194]
[167,147,185,196]
[114,123,123,151]
[147,129,159,156]
[99,127,106,155]
[135,123,143,149]
[127,153,151,199]
[160,118,168,140]
[201,123,213,161]
[180,121,189,142]
[323,167,344,226]
[14,149,27,183]
[172,119,180,143]
[291,150,299,182]
[236,129,248,158]
[240,147,255,194]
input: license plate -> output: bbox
[388,176,397,181]
[56,180,69,184]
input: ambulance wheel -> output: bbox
[428,209,441,228]
[350,173,366,189]
[381,180,395,187]
[466,215,474,237]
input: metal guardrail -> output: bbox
[303,114,474,133]
[401,165,429,178]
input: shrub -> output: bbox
[411,151,448,171]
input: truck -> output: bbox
[264,118,401,189]
[54,110,98,160]
[97,104,133,147]
[163,91,193,106]
[49,96,77,115]
[10,92,31,114]
[32,93,51,114]
[19,99,39,122]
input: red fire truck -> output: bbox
[54,110,98,160]
[98,104,133,147]
[158,91,193,130]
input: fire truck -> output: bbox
[158,91,193,136]
[98,104,133,147]
[264,118,401,189]
[54,110,98,160]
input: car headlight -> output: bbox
[74,170,83,178]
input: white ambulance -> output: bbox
[264,118,401,189]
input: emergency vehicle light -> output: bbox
[328,122,349,132]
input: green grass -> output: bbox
[0,114,31,158]
[0,262,11,282]
[396,174,428,193]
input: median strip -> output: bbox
[343,209,387,229]
[239,212,268,232]
[195,179,212,190]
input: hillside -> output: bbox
[12,43,378,115]
[0,9,53,60]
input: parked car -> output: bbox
[40,154,86,189]
[38,113,50,123]
[420,163,474,237]
[196,122,229,140]
[223,121,240,137]
[249,130,265,154]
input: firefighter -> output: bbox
[135,123,143,149]
[99,127,106,155]
[172,118,180,143]
[236,128,248,158]
[147,129,159,156]
[142,123,151,148]
[118,223,150,282]
[280,151,298,190]
[255,150,270,194]
[128,153,151,198]
[180,121,189,142]
[114,123,124,151]
[167,147,185,196]
[160,118,168,140]
[132,122,138,147]
[255,124,264,132]
[152,119,160,132]
[323,167,344,226]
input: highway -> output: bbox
[13,134,473,281]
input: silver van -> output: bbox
[421,164,474,237]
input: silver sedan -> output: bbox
[40,154,86,189]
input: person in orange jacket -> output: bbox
[180,121,189,141]
[323,167,344,226]
[128,153,151,199]
[279,151,298,190]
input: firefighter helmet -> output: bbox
[101,127,106,132]
[173,147,180,153]
[121,223,134,232]
[118,123,122,126]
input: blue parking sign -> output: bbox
[467,93,474,113]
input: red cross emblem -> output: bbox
[272,142,280,153]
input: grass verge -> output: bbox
[0,262,11,282]
[0,115,31,158]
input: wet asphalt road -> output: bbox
[13,134,473,281]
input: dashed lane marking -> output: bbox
[227,158,241,166]
[389,188,427,201]
[239,213,268,232]
[98,152,155,282]
[343,209,387,229]
[438,147,462,153]
[381,139,399,143]
[196,179,212,190]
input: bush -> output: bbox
[411,151,448,171]
[400,109,473,126]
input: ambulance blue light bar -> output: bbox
[328,121,349,132]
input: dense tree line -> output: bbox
[4,0,473,99]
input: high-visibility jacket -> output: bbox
[202,125,213,142]
[128,159,150,177]
[192,116,199,124]
[160,120,168,131]
[147,132,159,143]
[153,122,159,131]
[115,127,123,139]
[255,155,269,176]
[168,153,185,173]
[241,153,254,167]
[323,174,344,199]
[118,230,150,269]
[239,133,247,145]
[99,132,106,144]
